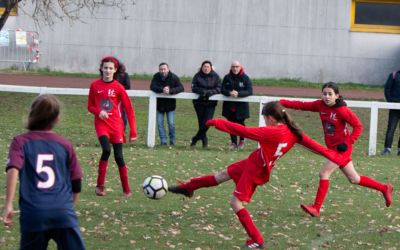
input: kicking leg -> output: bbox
[168,169,230,197]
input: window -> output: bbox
[0,1,18,16]
[350,0,400,34]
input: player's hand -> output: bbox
[3,206,14,227]
[336,142,348,152]
[98,110,109,120]
[129,131,137,142]
[206,120,216,127]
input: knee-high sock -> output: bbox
[236,208,264,243]
[97,160,108,187]
[359,176,386,192]
[118,165,131,193]
[184,175,218,192]
[313,179,329,210]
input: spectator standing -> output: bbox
[191,60,221,148]
[221,60,253,149]
[150,62,184,146]
[116,63,131,130]
[382,70,400,156]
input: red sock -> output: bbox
[184,175,218,192]
[96,160,108,187]
[313,179,329,210]
[236,208,264,243]
[118,165,131,193]
[359,176,386,192]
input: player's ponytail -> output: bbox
[26,94,60,131]
[262,101,303,140]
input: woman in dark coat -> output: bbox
[191,60,221,148]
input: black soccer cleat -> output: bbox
[168,185,194,198]
[244,239,264,249]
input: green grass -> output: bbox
[0,93,398,250]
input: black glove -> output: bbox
[336,142,348,152]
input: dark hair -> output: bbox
[26,94,60,131]
[99,56,120,79]
[322,81,344,104]
[159,62,169,68]
[262,101,303,140]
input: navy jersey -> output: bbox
[6,131,83,233]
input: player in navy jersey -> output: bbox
[88,56,137,197]
[280,82,393,217]
[2,94,85,250]
[168,101,349,249]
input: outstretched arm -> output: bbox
[280,99,320,112]
[206,118,269,142]
[298,134,350,167]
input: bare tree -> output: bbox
[0,0,135,31]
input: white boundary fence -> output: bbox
[1,83,400,156]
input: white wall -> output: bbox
[2,0,400,84]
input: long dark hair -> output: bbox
[262,101,303,140]
[26,94,60,131]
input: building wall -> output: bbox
[2,0,400,84]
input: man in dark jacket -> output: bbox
[221,60,253,149]
[150,62,184,146]
[382,70,400,156]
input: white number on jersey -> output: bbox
[36,154,56,189]
[269,143,288,167]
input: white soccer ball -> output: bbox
[143,175,168,199]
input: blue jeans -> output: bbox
[156,111,175,145]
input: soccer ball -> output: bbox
[143,175,168,199]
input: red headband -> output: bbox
[101,56,119,69]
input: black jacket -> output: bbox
[150,71,184,112]
[221,70,253,120]
[192,70,221,107]
[384,71,400,103]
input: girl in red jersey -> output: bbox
[88,56,137,197]
[280,82,393,217]
[169,101,348,249]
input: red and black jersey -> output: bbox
[211,119,346,184]
[280,99,362,149]
[88,79,137,141]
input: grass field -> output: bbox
[0,92,398,250]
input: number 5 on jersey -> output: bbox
[36,154,56,189]
[269,143,288,167]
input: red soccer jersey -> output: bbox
[211,119,346,184]
[88,79,137,142]
[280,99,362,149]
